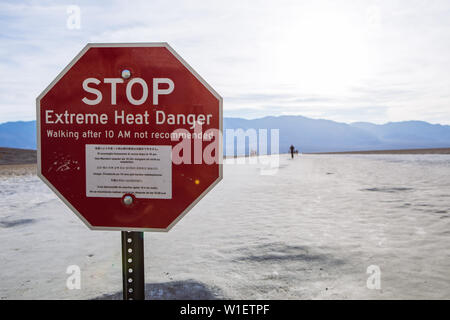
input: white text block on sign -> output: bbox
[85,145,172,199]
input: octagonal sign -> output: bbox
[37,43,222,231]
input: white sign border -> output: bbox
[36,42,223,232]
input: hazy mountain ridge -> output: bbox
[224,116,450,153]
[1,116,450,153]
[350,121,450,149]
[0,121,36,150]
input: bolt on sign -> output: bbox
[37,43,223,231]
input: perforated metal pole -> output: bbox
[121,231,145,300]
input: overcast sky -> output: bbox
[1,0,450,124]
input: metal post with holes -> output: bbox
[121,231,145,300]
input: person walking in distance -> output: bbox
[289,145,295,159]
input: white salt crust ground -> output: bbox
[0,154,449,299]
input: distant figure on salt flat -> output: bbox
[289,145,295,159]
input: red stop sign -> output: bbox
[37,43,222,231]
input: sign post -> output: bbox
[37,43,222,299]
[121,231,145,300]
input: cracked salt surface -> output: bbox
[0,154,449,299]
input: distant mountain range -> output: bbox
[224,116,450,153]
[0,121,36,150]
[1,116,450,153]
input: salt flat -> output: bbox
[0,154,449,299]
